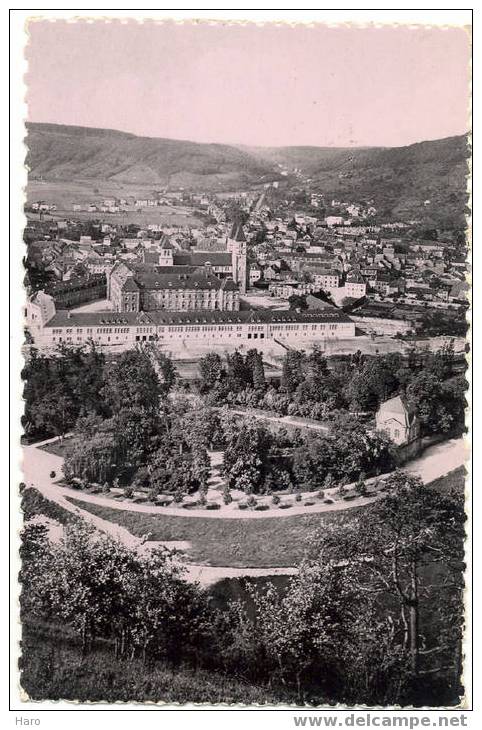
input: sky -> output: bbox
[26,20,471,148]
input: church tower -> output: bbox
[227,221,247,295]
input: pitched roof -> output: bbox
[229,222,246,242]
[377,394,418,426]
[159,236,174,250]
[121,278,140,292]
[346,272,365,283]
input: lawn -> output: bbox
[66,495,361,568]
[38,437,73,458]
[65,467,466,568]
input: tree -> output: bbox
[426,340,456,381]
[63,431,119,484]
[222,423,274,494]
[152,351,177,393]
[346,356,402,412]
[406,372,453,435]
[181,406,224,450]
[20,520,207,664]
[281,350,306,394]
[222,484,232,505]
[292,415,394,490]
[198,352,224,391]
[247,563,358,702]
[226,350,251,391]
[288,294,308,311]
[102,350,161,415]
[22,345,106,441]
[246,349,265,391]
[309,473,465,698]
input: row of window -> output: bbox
[48,322,347,341]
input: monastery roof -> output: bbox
[44,307,354,329]
[123,269,226,292]
[173,252,232,267]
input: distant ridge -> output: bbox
[26,122,469,225]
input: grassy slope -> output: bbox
[21,487,78,526]
[26,122,276,189]
[261,137,469,225]
[20,620,292,705]
[65,496,362,568]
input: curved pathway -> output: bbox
[21,435,468,586]
[23,436,467,520]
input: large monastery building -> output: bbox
[108,262,240,313]
[26,291,356,353]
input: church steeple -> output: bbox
[229,221,246,243]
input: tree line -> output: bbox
[198,342,466,436]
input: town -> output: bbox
[25,180,468,363]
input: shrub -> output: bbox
[317,490,325,500]
[295,493,302,502]
[123,486,134,499]
[254,504,269,511]
[271,494,281,505]
[102,482,110,494]
[247,495,257,508]
[157,498,172,507]
[49,471,56,479]
[324,474,335,490]
[206,503,221,511]
[173,491,184,504]
[355,476,367,496]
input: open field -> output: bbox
[27,180,205,227]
